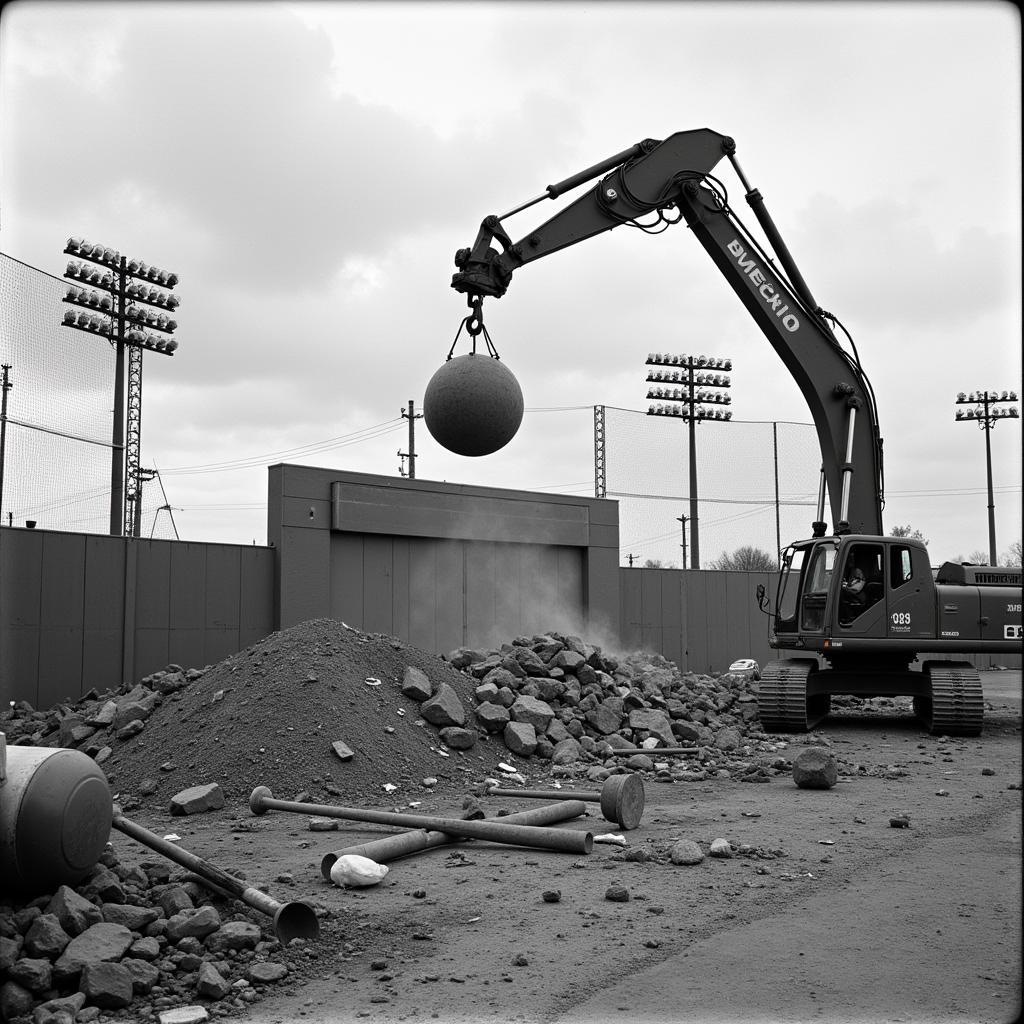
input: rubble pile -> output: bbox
[0,846,329,1023]
[442,635,768,781]
[1,620,787,812]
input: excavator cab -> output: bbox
[772,535,934,652]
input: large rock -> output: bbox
[512,646,550,677]
[627,708,675,746]
[164,906,222,943]
[81,960,134,1009]
[170,782,225,815]
[45,887,102,937]
[792,746,838,789]
[550,737,582,765]
[510,695,555,731]
[196,961,232,999]
[551,649,586,673]
[585,704,623,735]
[503,721,538,757]
[401,666,433,701]
[53,922,134,983]
[205,921,261,953]
[23,913,71,959]
[100,903,161,932]
[420,683,466,728]
[474,701,511,734]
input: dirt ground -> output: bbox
[105,671,1022,1024]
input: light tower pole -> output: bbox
[645,351,733,569]
[954,388,1019,564]
[60,238,181,536]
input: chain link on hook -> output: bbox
[445,293,501,360]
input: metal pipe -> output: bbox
[481,772,646,830]
[249,787,592,855]
[111,813,319,944]
[320,799,587,879]
[838,404,857,532]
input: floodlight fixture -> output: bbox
[953,387,1019,565]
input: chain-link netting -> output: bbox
[603,406,822,568]
[0,252,178,537]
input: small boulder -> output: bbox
[792,746,838,789]
[669,840,705,866]
[439,726,476,750]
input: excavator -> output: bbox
[449,128,1022,736]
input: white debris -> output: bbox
[593,833,627,846]
[329,854,389,888]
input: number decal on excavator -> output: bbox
[1005,624,1023,640]
[891,611,912,627]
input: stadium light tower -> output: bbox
[60,238,181,537]
[954,388,1019,565]
[645,352,733,569]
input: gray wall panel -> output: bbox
[135,542,171,629]
[330,533,365,628]
[362,535,396,635]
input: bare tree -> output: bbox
[642,558,678,569]
[708,546,778,571]
[889,524,928,545]
[1001,540,1022,567]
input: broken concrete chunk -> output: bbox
[401,666,433,702]
[169,783,225,815]
[420,682,466,728]
[331,739,355,762]
[503,720,538,757]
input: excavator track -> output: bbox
[915,661,984,737]
[757,659,830,733]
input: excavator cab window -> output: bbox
[800,543,837,632]
[890,546,914,588]
[775,544,806,633]
[839,543,884,625]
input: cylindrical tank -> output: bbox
[0,743,112,895]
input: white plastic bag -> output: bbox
[329,854,389,888]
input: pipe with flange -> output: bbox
[320,798,588,879]
[111,812,319,944]
[249,787,593,855]
[476,773,645,830]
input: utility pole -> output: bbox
[676,513,688,568]
[398,400,423,478]
[0,364,12,524]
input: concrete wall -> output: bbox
[267,466,620,654]
[0,527,274,707]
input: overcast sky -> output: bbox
[1,0,1020,566]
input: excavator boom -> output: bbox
[452,128,884,536]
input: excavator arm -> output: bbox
[451,128,884,537]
